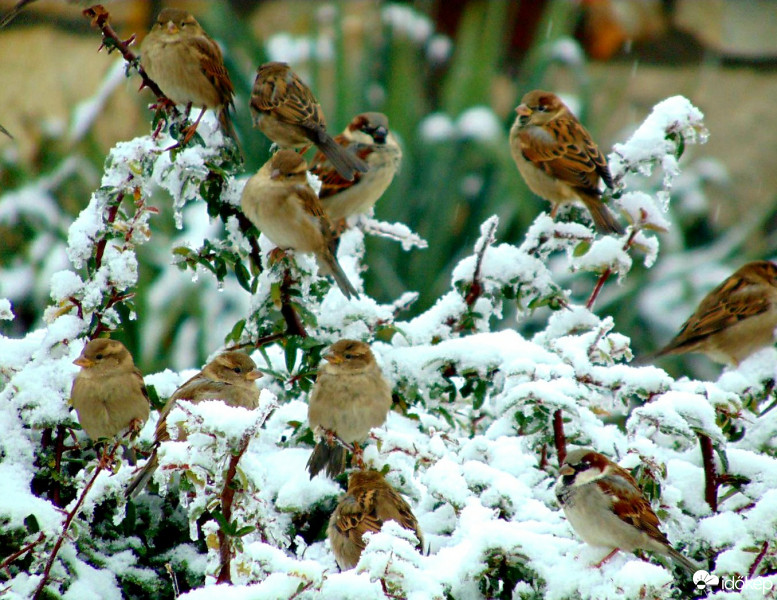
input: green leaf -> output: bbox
[235,261,252,292]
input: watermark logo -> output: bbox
[693,570,774,594]
[693,570,719,590]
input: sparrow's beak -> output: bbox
[559,465,575,477]
[166,21,179,35]
[372,126,388,144]
[323,352,343,365]
[73,356,94,368]
[246,369,263,381]
[515,104,532,118]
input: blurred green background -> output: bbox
[1,0,776,381]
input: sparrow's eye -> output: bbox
[344,353,354,360]
[535,105,547,112]
[233,367,242,374]
[95,353,103,360]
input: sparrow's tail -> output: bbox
[317,251,359,300]
[125,450,159,499]
[314,130,368,182]
[666,546,702,575]
[581,193,624,235]
[218,106,243,161]
[306,440,346,479]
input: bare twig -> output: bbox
[553,409,567,466]
[280,269,307,338]
[215,433,251,584]
[32,439,122,599]
[0,532,44,571]
[0,0,37,28]
[585,228,638,310]
[82,5,174,111]
[464,217,498,308]
[699,433,718,512]
[748,541,769,578]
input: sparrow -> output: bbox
[125,351,262,498]
[328,469,423,570]
[71,339,150,441]
[309,112,402,222]
[249,62,368,181]
[555,448,698,573]
[240,150,359,299]
[306,340,392,479]
[509,90,623,235]
[140,8,239,148]
[655,260,777,366]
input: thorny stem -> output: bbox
[0,533,44,571]
[280,269,307,338]
[32,439,122,600]
[553,409,567,466]
[82,5,176,114]
[748,541,769,578]
[461,218,498,316]
[216,433,252,584]
[585,228,638,310]
[699,433,718,512]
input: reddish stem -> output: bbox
[32,440,121,599]
[699,434,718,512]
[280,270,307,338]
[553,409,567,466]
[82,5,174,110]
[585,229,638,310]
[748,541,769,578]
[215,435,252,584]
[0,532,44,571]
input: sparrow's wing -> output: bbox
[598,474,669,546]
[191,36,235,104]
[309,137,369,198]
[521,117,609,194]
[660,274,772,354]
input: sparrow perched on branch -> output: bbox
[249,62,368,181]
[240,150,359,299]
[141,8,239,149]
[656,260,777,366]
[307,340,392,479]
[509,90,623,235]
[555,449,698,573]
[71,339,150,441]
[125,351,261,498]
[309,112,401,222]
[328,469,423,570]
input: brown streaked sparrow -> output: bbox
[240,150,359,299]
[307,340,392,479]
[71,339,150,441]
[309,112,401,222]
[509,90,623,235]
[141,8,239,149]
[249,61,368,181]
[656,260,777,366]
[556,448,698,573]
[328,469,423,570]
[126,351,261,498]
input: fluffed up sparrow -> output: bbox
[309,112,401,222]
[509,90,623,235]
[240,150,359,299]
[71,339,150,441]
[328,469,423,570]
[141,8,239,149]
[656,260,777,366]
[249,62,368,181]
[555,448,699,573]
[126,351,261,498]
[307,340,392,479]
